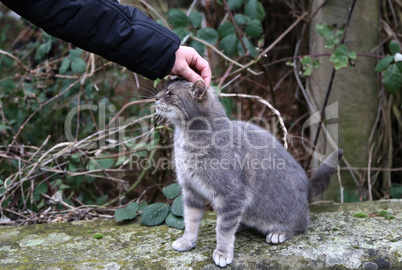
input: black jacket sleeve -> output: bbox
[1,0,180,80]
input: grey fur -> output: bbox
[155,79,343,267]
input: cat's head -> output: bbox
[155,79,226,125]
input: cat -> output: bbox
[155,79,343,267]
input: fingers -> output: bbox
[170,46,211,87]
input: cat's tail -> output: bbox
[307,149,343,200]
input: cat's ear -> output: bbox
[192,79,207,102]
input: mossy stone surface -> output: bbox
[0,200,401,269]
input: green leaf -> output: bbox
[197,28,219,45]
[96,194,109,205]
[59,58,71,74]
[234,14,250,25]
[165,212,185,230]
[35,40,51,61]
[127,202,139,210]
[316,23,341,49]
[141,203,170,226]
[396,61,402,73]
[390,185,402,199]
[244,0,265,21]
[329,44,349,70]
[71,57,86,74]
[227,0,244,10]
[313,59,320,70]
[237,37,258,58]
[114,202,139,222]
[167,9,189,28]
[69,48,83,60]
[375,55,394,72]
[190,39,205,55]
[219,33,238,56]
[217,22,235,39]
[162,183,181,199]
[171,195,184,217]
[348,51,357,59]
[301,56,313,76]
[245,19,263,38]
[382,64,402,95]
[138,201,147,212]
[33,182,48,201]
[389,41,400,55]
[88,158,115,170]
[0,79,15,94]
[0,124,10,131]
[189,10,202,28]
[172,27,191,41]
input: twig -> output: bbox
[219,93,288,149]
[138,0,171,30]
[228,12,308,77]
[103,149,156,207]
[222,0,248,54]
[0,49,29,70]
[190,36,262,76]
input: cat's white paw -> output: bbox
[266,232,286,244]
[213,249,234,267]
[172,237,195,251]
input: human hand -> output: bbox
[169,46,211,87]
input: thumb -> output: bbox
[181,66,202,83]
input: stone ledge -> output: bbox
[0,200,401,269]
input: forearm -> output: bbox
[1,0,180,79]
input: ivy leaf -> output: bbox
[165,212,185,230]
[348,51,357,59]
[244,0,265,22]
[219,33,238,56]
[227,0,244,10]
[167,9,189,28]
[234,14,250,25]
[389,41,400,55]
[197,28,219,45]
[382,64,402,95]
[329,44,349,70]
[162,183,181,199]
[217,22,235,39]
[375,55,394,72]
[190,39,205,55]
[171,195,184,217]
[141,203,170,226]
[189,10,202,28]
[245,19,263,38]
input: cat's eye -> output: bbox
[166,91,171,97]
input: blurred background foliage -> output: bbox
[0,0,401,225]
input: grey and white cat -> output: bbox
[155,79,343,267]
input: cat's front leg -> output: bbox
[213,206,242,267]
[172,191,206,252]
